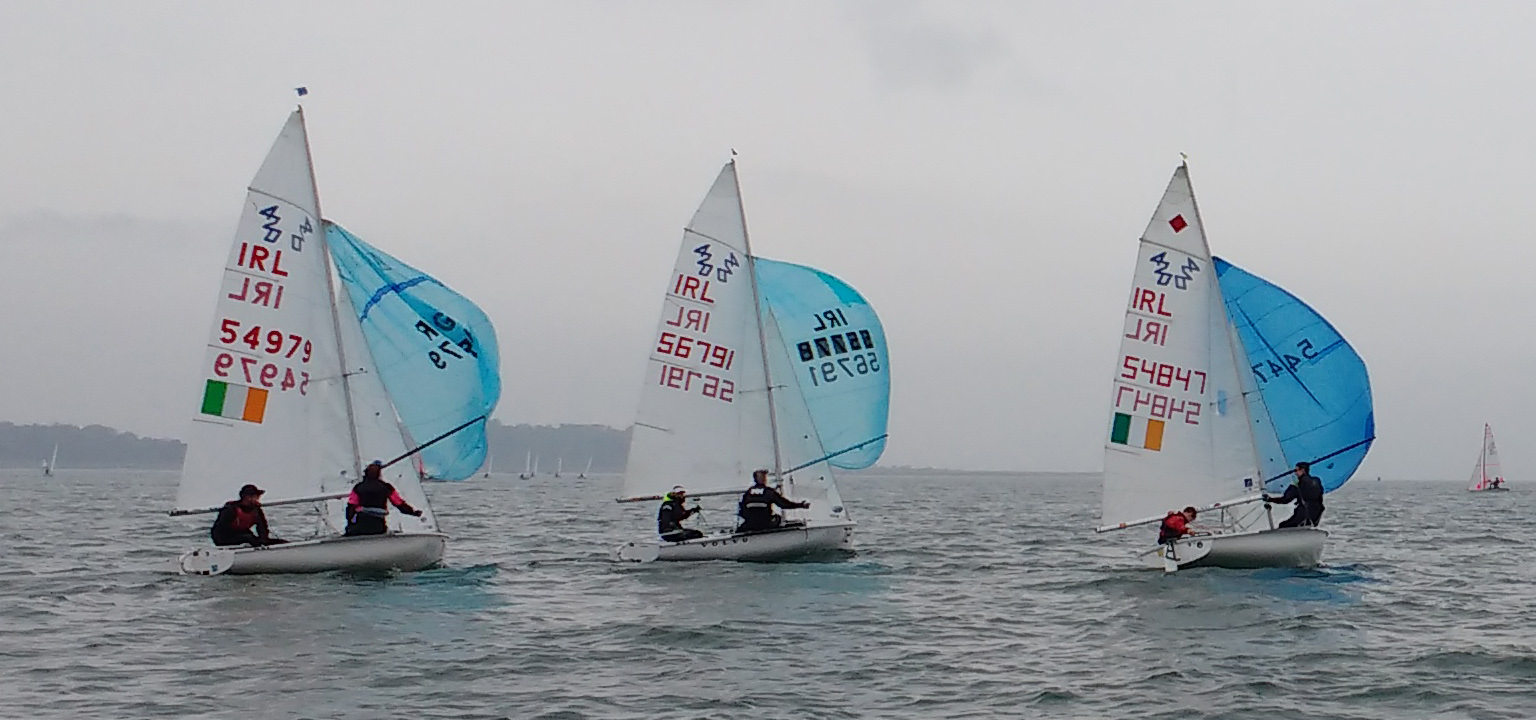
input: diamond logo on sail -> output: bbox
[1110,412,1164,451]
[1168,214,1188,233]
[200,380,269,424]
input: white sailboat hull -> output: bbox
[1137,527,1327,570]
[178,532,447,575]
[614,520,855,562]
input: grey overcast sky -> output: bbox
[2,1,1532,477]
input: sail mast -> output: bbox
[299,105,365,481]
[733,157,785,484]
[1186,159,1268,495]
[1474,423,1486,485]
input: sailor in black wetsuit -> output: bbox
[1265,461,1325,528]
[657,486,704,543]
[737,469,810,532]
[345,460,424,536]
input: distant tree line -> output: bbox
[0,420,632,472]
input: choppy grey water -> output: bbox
[2,470,1533,719]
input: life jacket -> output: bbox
[229,504,259,533]
[351,478,396,511]
[1157,512,1187,544]
[657,497,687,534]
[740,486,773,518]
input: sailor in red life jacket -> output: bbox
[210,484,289,547]
[345,460,424,536]
[1157,506,1198,545]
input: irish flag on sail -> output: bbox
[199,380,269,424]
[1110,413,1164,452]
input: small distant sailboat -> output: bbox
[518,450,531,480]
[533,454,540,477]
[1096,162,1374,572]
[579,457,592,479]
[42,443,57,477]
[1468,424,1508,491]
[484,452,493,479]
[613,159,890,562]
[554,457,562,478]
[169,108,500,575]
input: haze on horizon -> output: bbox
[2,1,1532,478]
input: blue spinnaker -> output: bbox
[1215,257,1373,493]
[756,258,890,469]
[327,223,501,481]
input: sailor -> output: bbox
[737,469,810,532]
[345,460,424,536]
[657,485,704,543]
[210,484,289,547]
[1265,461,1325,528]
[1157,506,1197,545]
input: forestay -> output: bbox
[178,109,355,513]
[1214,258,1374,493]
[1468,424,1504,491]
[1101,165,1260,529]
[756,258,890,470]
[327,223,501,481]
[623,163,776,500]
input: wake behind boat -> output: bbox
[612,160,890,563]
[168,107,500,576]
[1468,424,1508,491]
[1096,162,1374,572]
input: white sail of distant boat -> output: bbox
[43,443,57,476]
[519,450,531,479]
[533,454,540,477]
[1096,162,1373,572]
[613,159,890,562]
[554,457,562,478]
[579,457,592,479]
[1468,424,1507,491]
[170,108,499,575]
[484,452,493,479]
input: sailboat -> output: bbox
[554,457,562,478]
[613,160,891,562]
[518,450,531,479]
[1096,163,1375,572]
[579,457,592,479]
[42,443,57,476]
[1468,424,1508,491]
[483,452,493,479]
[533,455,540,477]
[170,108,500,575]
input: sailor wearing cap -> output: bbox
[209,483,289,547]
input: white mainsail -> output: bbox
[1468,424,1505,491]
[1101,165,1262,530]
[623,162,777,499]
[178,110,350,512]
[176,109,434,532]
[621,161,843,519]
